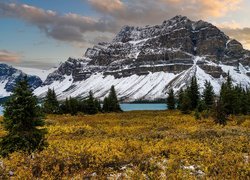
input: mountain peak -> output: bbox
[34,16,250,101]
[169,15,190,22]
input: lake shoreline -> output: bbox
[0,103,168,115]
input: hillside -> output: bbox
[0,111,249,178]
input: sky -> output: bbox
[0,0,250,69]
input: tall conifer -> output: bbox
[166,88,176,110]
[0,77,47,157]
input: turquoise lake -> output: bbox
[120,103,167,111]
[0,104,167,115]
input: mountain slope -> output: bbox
[0,64,43,98]
[34,15,250,101]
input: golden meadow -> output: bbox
[0,111,249,179]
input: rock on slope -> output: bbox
[0,64,42,98]
[34,15,250,101]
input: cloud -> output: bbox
[0,3,118,44]
[196,0,241,17]
[168,0,242,18]
[88,0,124,13]
[223,27,250,50]
[88,0,242,26]
[0,50,21,63]
[216,21,242,29]
[210,21,250,50]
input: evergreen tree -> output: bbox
[85,91,98,114]
[220,73,235,115]
[188,76,200,110]
[102,86,122,112]
[43,88,59,114]
[166,88,175,110]
[177,88,184,110]
[0,77,47,157]
[226,71,233,88]
[109,86,122,112]
[61,97,70,114]
[202,80,215,109]
[102,97,110,112]
[197,100,206,112]
[180,91,191,114]
[103,86,122,112]
[94,99,102,112]
[233,85,243,114]
[68,97,79,115]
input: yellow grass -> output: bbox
[0,111,249,179]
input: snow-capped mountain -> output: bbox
[34,15,250,101]
[0,64,42,98]
[15,66,57,82]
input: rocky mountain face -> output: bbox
[0,64,42,98]
[34,15,250,101]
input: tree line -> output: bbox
[167,73,250,125]
[43,85,122,115]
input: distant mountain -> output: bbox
[16,66,57,82]
[32,15,250,101]
[0,64,42,98]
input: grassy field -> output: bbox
[0,111,250,179]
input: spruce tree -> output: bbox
[0,77,47,157]
[234,85,243,114]
[197,100,206,112]
[64,97,71,114]
[213,99,227,125]
[102,97,110,112]
[102,86,122,112]
[166,88,175,110]
[94,99,102,112]
[85,91,98,115]
[43,88,59,114]
[202,80,215,109]
[180,91,191,114]
[188,76,200,110]
[177,88,184,110]
[220,73,235,115]
[107,86,122,112]
[68,97,79,115]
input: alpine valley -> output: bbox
[2,16,250,101]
